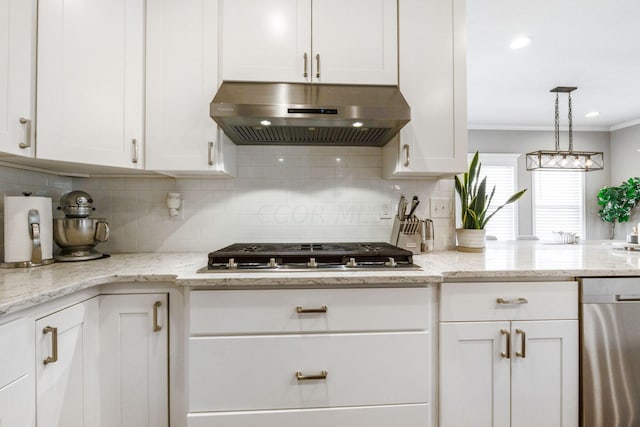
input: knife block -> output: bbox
[390,216,423,254]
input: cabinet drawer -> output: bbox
[440,281,578,322]
[189,332,431,411]
[190,288,431,334]
[0,317,29,388]
[187,403,431,427]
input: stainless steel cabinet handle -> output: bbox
[615,294,640,301]
[43,326,58,365]
[402,144,410,167]
[153,301,162,332]
[515,328,526,358]
[19,118,31,149]
[315,53,320,79]
[296,305,328,314]
[303,52,308,78]
[131,139,139,164]
[208,141,215,166]
[500,328,510,359]
[296,370,328,381]
[496,297,529,305]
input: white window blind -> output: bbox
[533,171,585,240]
[467,154,520,240]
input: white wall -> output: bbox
[74,146,456,254]
[610,124,640,237]
[468,129,611,240]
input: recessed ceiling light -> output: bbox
[585,111,599,118]
[510,36,532,49]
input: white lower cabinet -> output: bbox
[439,282,579,427]
[99,293,169,427]
[0,376,34,427]
[35,297,100,427]
[187,287,435,427]
[0,316,34,427]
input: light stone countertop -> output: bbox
[1,240,640,316]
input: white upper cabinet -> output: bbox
[146,0,236,175]
[0,0,36,157]
[312,0,397,85]
[383,0,467,177]
[36,0,145,169]
[221,0,311,83]
[220,0,397,85]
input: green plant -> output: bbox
[597,177,640,239]
[454,151,527,230]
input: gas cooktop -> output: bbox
[198,242,421,272]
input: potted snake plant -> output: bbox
[454,151,527,251]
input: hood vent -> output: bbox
[210,82,410,147]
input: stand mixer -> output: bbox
[53,191,110,261]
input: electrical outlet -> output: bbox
[430,197,450,218]
[380,202,393,219]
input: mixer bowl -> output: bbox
[53,218,110,253]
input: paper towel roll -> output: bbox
[4,196,53,263]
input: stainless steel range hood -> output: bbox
[210,82,410,146]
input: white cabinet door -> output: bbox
[99,294,169,427]
[311,0,397,85]
[0,376,35,427]
[146,0,236,175]
[36,0,145,169]
[0,0,35,157]
[440,321,511,427]
[511,320,579,427]
[220,0,311,83]
[36,298,100,427]
[383,0,467,178]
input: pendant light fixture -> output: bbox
[526,87,604,172]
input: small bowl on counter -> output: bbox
[552,231,579,244]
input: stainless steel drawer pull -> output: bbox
[296,305,328,314]
[296,370,328,381]
[615,294,640,301]
[208,141,215,166]
[402,144,410,167]
[153,301,162,332]
[131,139,139,164]
[43,326,58,365]
[496,297,529,305]
[515,328,526,358]
[500,328,510,359]
[19,118,32,148]
[303,52,308,78]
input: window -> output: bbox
[466,153,520,240]
[533,171,585,240]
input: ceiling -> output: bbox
[467,0,640,131]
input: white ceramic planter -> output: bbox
[456,228,486,252]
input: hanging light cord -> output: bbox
[568,92,574,152]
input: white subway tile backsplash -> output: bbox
[0,149,456,258]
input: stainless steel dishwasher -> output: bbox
[582,277,640,426]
